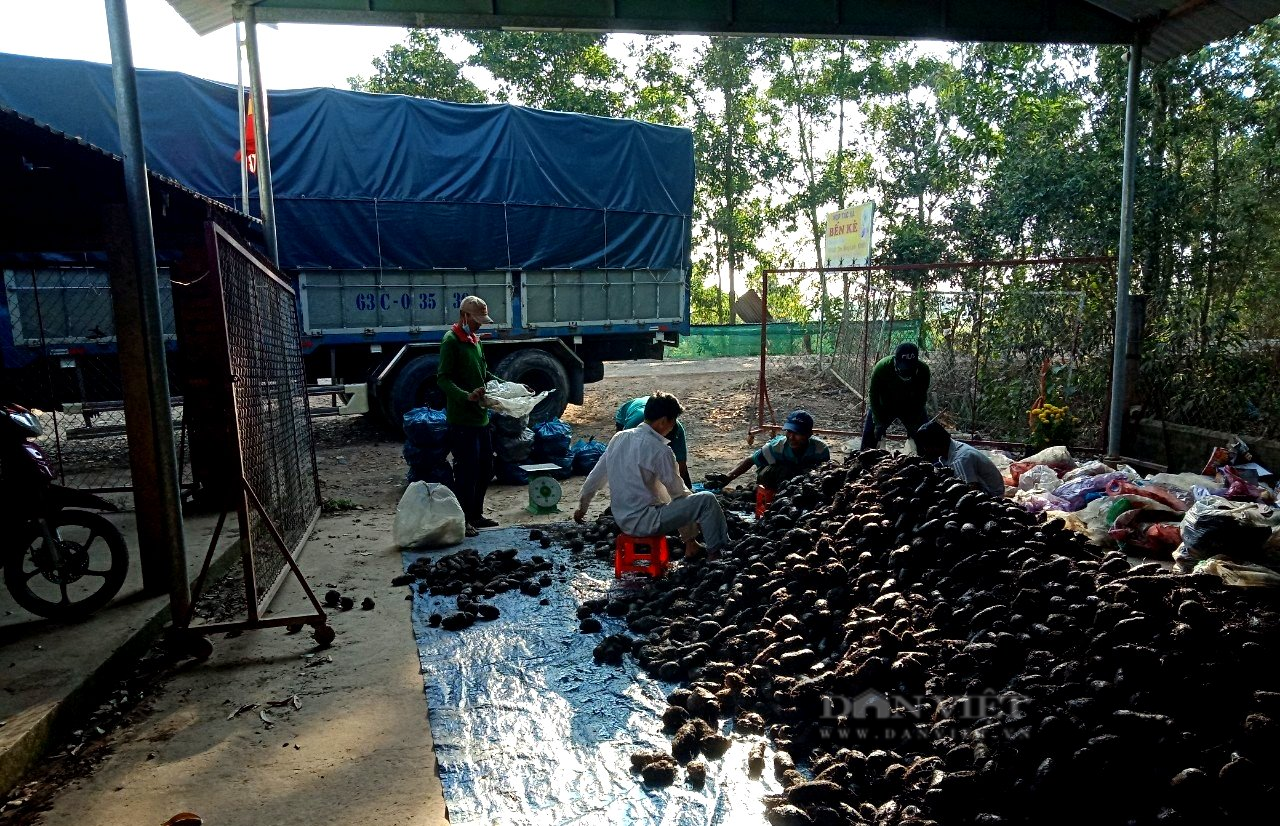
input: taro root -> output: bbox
[585,453,1277,824]
[747,742,767,778]
[662,705,690,733]
[686,760,708,789]
[440,611,474,631]
[324,589,341,607]
[475,604,500,621]
[639,756,679,786]
[672,721,704,763]
[630,751,667,771]
[701,733,732,760]
[579,617,603,633]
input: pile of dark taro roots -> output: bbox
[409,450,1280,826]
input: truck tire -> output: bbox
[387,354,447,430]
[495,349,569,424]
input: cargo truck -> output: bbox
[0,52,693,427]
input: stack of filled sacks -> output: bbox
[492,412,535,485]
[531,419,574,480]
[402,407,453,486]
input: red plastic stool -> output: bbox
[615,535,670,579]
[755,486,776,518]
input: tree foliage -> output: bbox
[353,24,1280,432]
[348,30,486,103]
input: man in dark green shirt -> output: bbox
[862,341,931,450]
[437,295,500,535]
[615,396,691,488]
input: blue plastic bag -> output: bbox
[403,440,449,468]
[403,406,450,449]
[532,419,573,460]
[571,437,606,475]
[547,453,574,480]
[494,461,529,485]
[406,461,454,487]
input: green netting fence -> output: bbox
[670,321,924,362]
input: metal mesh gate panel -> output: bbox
[208,225,320,608]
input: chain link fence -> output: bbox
[1134,293,1280,441]
[814,262,1115,447]
[1,266,189,492]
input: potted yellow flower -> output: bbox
[1027,402,1079,450]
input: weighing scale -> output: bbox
[520,463,564,515]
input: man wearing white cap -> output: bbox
[437,295,500,536]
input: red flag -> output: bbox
[234,96,258,174]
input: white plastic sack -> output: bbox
[1178,495,1280,561]
[1146,471,1217,494]
[1018,464,1061,493]
[1061,460,1114,483]
[1048,496,1113,546]
[1193,556,1280,588]
[1024,445,1074,468]
[393,481,466,549]
[482,380,553,419]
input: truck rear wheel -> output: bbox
[494,349,569,424]
[386,354,446,430]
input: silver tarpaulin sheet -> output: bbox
[405,526,781,825]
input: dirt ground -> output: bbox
[313,355,863,523]
[0,355,861,825]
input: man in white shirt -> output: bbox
[914,420,1007,497]
[573,392,729,557]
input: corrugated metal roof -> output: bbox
[1088,1,1280,61]
[165,1,1280,62]
[0,104,256,223]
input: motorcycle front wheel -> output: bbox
[4,510,129,620]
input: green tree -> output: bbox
[463,31,623,116]
[691,37,787,323]
[349,30,486,103]
[624,37,692,126]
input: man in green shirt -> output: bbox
[862,342,931,450]
[615,396,692,488]
[437,295,500,536]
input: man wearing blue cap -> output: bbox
[722,410,832,489]
[862,341,932,450]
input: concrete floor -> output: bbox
[1,508,448,826]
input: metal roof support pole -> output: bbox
[242,2,279,266]
[103,0,190,616]
[236,21,249,214]
[1106,37,1143,458]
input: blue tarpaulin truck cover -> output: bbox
[0,52,694,272]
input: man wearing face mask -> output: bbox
[861,341,931,451]
[437,295,501,537]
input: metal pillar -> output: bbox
[1107,37,1143,458]
[242,3,279,265]
[236,21,249,214]
[103,0,190,616]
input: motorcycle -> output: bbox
[1,402,129,620]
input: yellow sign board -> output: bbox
[824,201,875,266]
